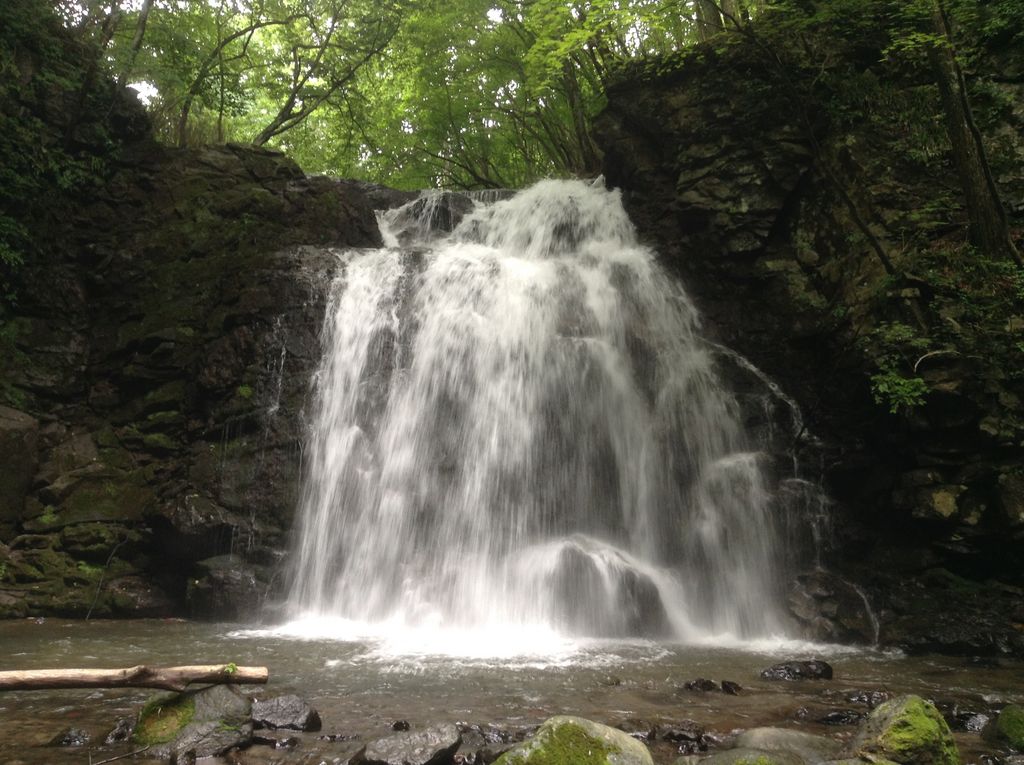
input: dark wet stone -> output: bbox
[104,717,134,744]
[846,689,891,707]
[817,709,865,725]
[353,723,461,765]
[393,720,412,731]
[319,732,359,742]
[253,733,300,749]
[49,727,90,746]
[662,720,704,743]
[760,660,834,681]
[682,677,719,692]
[252,694,322,731]
[615,718,658,742]
[721,680,742,695]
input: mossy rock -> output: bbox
[134,685,252,759]
[984,704,1024,751]
[494,716,653,765]
[134,693,197,746]
[846,695,960,765]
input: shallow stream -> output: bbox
[1,619,1020,764]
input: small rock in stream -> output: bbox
[392,720,411,731]
[352,723,461,765]
[682,677,719,692]
[760,659,833,680]
[614,717,658,742]
[104,717,134,743]
[49,727,90,746]
[817,709,864,725]
[252,694,322,731]
[721,680,742,695]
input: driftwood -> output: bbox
[0,664,268,692]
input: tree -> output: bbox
[923,0,1021,264]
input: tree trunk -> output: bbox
[118,0,154,85]
[927,0,1021,264]
[695,0,723,42]
[0,665,268,693]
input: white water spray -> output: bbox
[286,179,803,649]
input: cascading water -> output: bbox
[285,179,808,648]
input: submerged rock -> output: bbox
[760,660,833,681]
[132,684,253,760]
[494,716,653,765]
[845,694,960,765]
[252,694,322,731]
[734,727,842,762]
[48,727,90,746]
[353,723,462,765]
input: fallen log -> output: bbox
[0,664,268,692]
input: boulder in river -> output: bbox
[252,694,322,731]
[760,660,833,681]
[984,704,1024,751]
[676,747,805,764]
[845,694,959,765]
[494,716,653,765]
[734,727,842,762]
[352,723,462,765]
[133,684,253,760]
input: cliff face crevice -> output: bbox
[594,39,1024,654]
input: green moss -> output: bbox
[134,693,196,746]
[38,505,57,526]
[994,705,1024,750]
[142,432,179,452]
[236,384,254,400]
[497,720,613,765]
[75,560,103,577]
[873,696,959,765]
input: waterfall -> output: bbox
[286,179,808,644]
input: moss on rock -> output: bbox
[133,693,196,746]
[495,716,653,765]
[985,704,1024,751]
[847,695,960,765]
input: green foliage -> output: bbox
[223,662,238,675]
[862,322,931,414]
[870,370,930,413]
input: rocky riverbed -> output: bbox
[1,619,1022,764]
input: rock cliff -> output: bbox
[0,23,381,615]
[594,30,1024,654]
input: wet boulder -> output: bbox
[984,704,1024,751]
[104,717,134,744]
[494,716,653,765]
[760,660,833,681]
[48,727,90,746]
[734,727,842,762]
[352,723,462,765]
[133,684,253,760]
[845,694,959,765]
[252,694,322,731]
